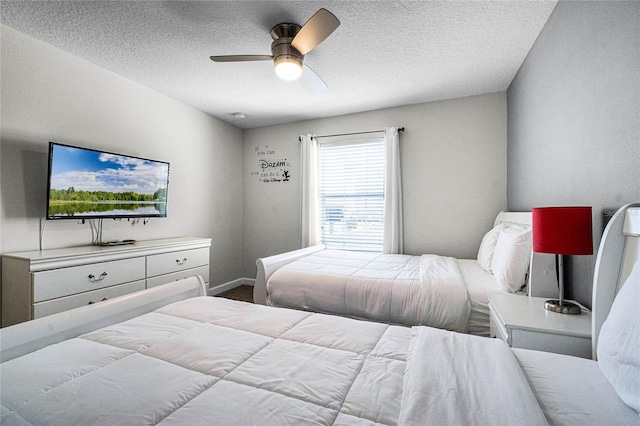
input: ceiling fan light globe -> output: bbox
[274,58,303,80]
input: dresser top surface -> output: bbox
[2,237,211,262]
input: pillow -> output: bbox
[491,226,532,292]
[597,261,640,413]
[477,224,504,272]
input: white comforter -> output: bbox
[267,250,471,333]
[0,297,545,426]
[400,327,547,425]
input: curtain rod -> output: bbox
[299,127,404,142]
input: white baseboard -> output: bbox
[209,277,255,296]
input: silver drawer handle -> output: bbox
[176,258,188,265]
[88,272,108,282]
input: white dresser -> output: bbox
[1,237,211,327]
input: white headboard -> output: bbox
[592,203,640,359]
[493,211,532,227]
[493,211,559,298]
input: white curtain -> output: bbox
[300,134,319,247]
[383,127,404,254]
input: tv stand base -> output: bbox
[96,240,136,246]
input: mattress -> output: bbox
[1,296,548,426]
[266,250,502,335]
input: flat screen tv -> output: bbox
[46,142,170,220]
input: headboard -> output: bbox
[493,211,558,298]
[493,211,532,227]
[592,203,640,359]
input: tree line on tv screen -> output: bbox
[48,202,163,216]
[49,187,167,203]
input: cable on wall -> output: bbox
[39,218,47,251]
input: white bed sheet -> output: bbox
[267,250,503,335]
[401,327,547,425]
[3,296,636,425]
[1,297,408,426]
[2,296,551,426]
[513,348,638,425]
[266,250,471,332]
[458,258,504,336]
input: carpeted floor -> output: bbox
[215,285,254,303]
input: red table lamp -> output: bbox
[532,206,593,314]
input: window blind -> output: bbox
[318,138,385,251]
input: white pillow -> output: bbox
[477,224,504,272]
[491,226,532,292]
[597,261,640,413]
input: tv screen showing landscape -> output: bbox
[47,142,170,219]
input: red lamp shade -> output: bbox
[532,207,593,255]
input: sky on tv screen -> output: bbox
[50,145,169,194]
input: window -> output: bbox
[318,138,385,251]
[301,128,402,254]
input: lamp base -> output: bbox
[544,300,582,315]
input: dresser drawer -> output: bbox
[146,265,210,289]
[33,280,146,319]
[33,257,146,302]
[146,248,209,277]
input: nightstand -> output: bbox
[488,293,592,358]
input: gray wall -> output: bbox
[242,92,508,278]
[0,25,245,286]
[507,1,640,307]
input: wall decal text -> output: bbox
[251,145,291,183]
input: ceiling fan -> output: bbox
[210,8,340,94]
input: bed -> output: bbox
[255,211,542,335]
[1,203,638,425]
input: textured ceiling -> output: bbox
[0,1,557,129]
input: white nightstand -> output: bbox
[488,293,592,358]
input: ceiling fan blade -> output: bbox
[291,8,340,55]
[210,55,273,62]
[300,64,328,95]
